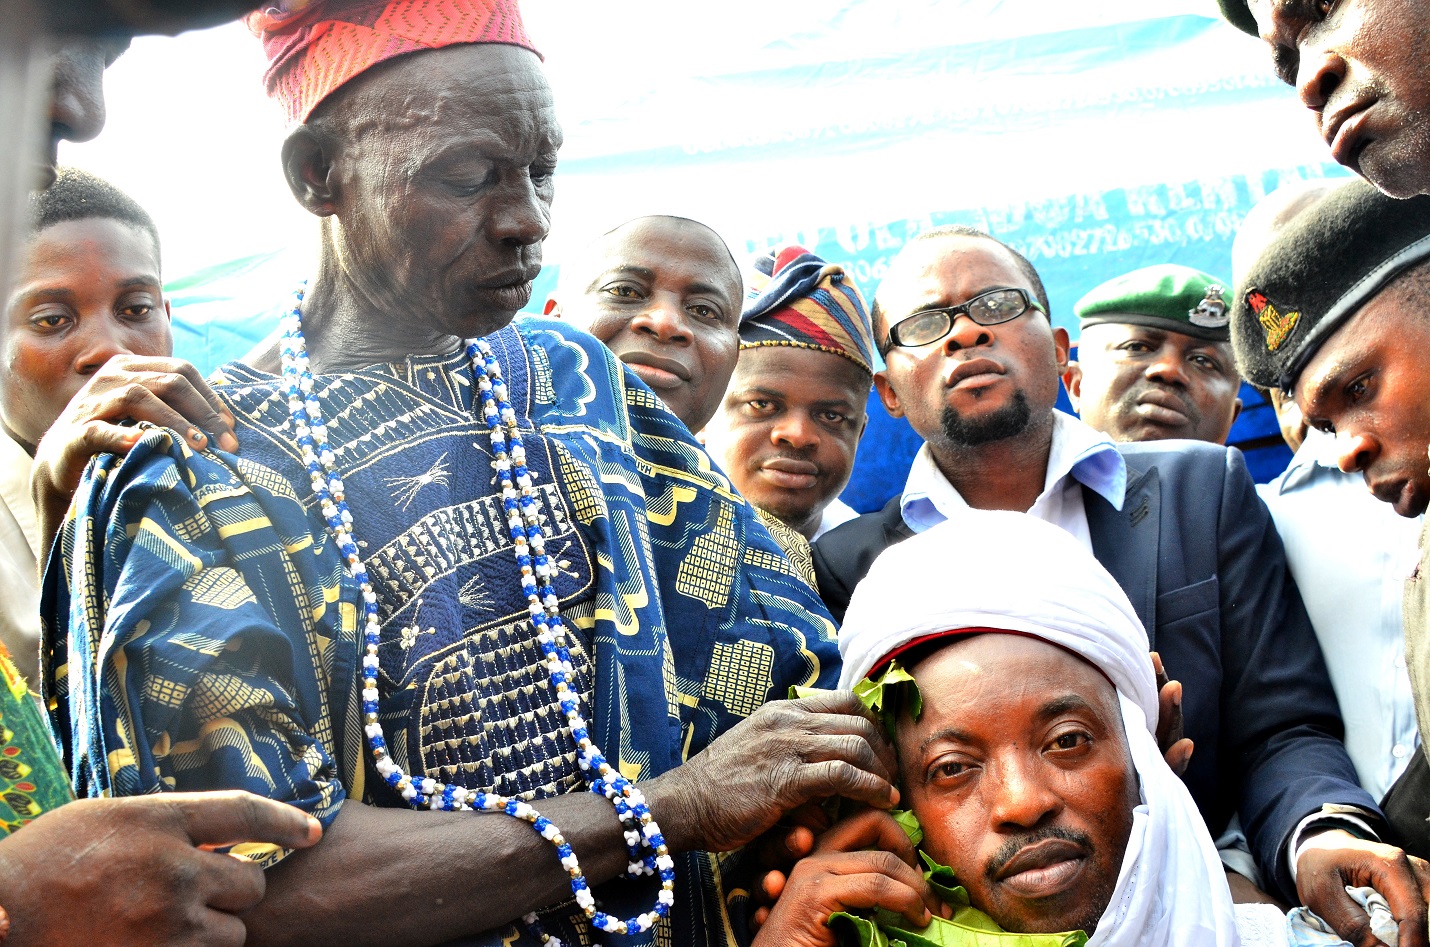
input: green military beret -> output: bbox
[1230,178,1430,391]
[1217,0,1257,36]
[1075,264,1232,342]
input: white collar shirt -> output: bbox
[1258,430,1422,800]
[900,409,1127,551]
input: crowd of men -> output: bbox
[4,0,1430,944]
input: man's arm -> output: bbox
[243,692,900,946]
[1210,449,1398,911]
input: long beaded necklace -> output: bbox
[278,285,675,943]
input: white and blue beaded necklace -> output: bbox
[278,284,675,944]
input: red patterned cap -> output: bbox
[248,0,541,127]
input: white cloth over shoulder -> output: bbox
[837,509,1240,947]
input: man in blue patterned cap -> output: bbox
[703,246,875,541]
[1064,264,1243,445]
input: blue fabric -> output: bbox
[43,316,839,947]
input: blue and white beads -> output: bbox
[278,286,675,944]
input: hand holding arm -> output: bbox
[31,355,237,556]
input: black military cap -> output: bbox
[1230,178,1430,391]
[1217,0,1258,36]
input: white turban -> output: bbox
[837,510,1241,947]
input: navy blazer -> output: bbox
[812,439,1380,900]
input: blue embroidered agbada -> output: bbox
[43,317,838,946]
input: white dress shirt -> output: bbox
[811,497,858,541]
[1259,430,1422,802]
[900,409,1127,545]
[0,427,41,684]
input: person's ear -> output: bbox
[1229,396,1243,427]
[1063,361,1083,411]
[1052,327,1071,374]
[874,370,904,419]
[163,298,172,322]
[281,125,339,218]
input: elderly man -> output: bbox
[548,215,742,433]
[703,246,872,542]
[811,224,1423,942]
[762,511,1241,946]
[1217,0,1430,198]
[42,4,897,946]
[1230,177,1430,865]
[1063,264,1243,445]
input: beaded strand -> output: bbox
[278,285,675,943]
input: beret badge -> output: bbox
[1246,290,1301,353]
[1188,285,1229,329]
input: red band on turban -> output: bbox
[248,0,541,127]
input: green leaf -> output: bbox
[891,808,924,848]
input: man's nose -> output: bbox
[488,174,551,249]
[941,313,993,354]
[630,298,692,343]
[987,756,1062,830]
[1297,44,1346,113]
[73,320,132,376]
[771,412,819,451]
[1145,349,1189,387]
[1335,431,1376,474]
[49,42,109,146]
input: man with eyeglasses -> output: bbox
[811,225,1414,943]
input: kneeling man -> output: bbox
[760,509,1238,945]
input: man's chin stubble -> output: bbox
[939,390,1033,448]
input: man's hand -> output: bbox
[31,355,237,551]
[0,790,320,946]
[1296,829,1430,947]
[1152,651,1193,776]
[753,809,947,947]
[648,692,899,854]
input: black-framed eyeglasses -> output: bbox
[883,288,1045,350]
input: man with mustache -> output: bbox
[761,511,1241,946]
[1229,177,1430,867]
[1063,265,1243,446]
[811,224,1416,943]
[550,215,743,434]
[42,4,891,946]
[1217,0,1430,198]
[703,246,873,542]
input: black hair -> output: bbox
[30,167,160,267]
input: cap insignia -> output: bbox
[1246,290,1301,352]
[1188,285,1229,328]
